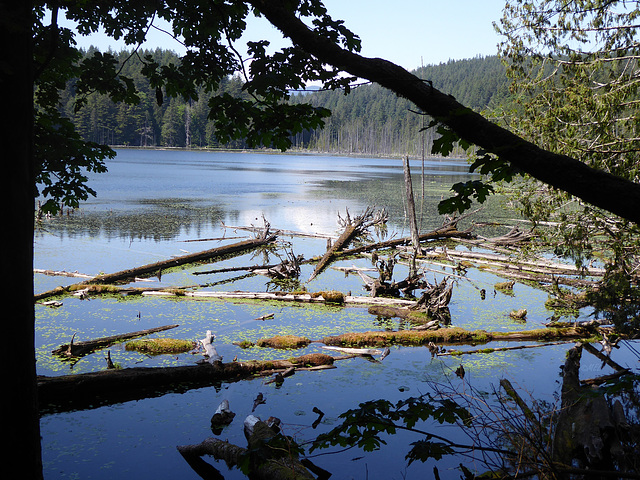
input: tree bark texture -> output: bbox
[2,0,43,477]
[250,0,640,224]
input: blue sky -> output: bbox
[66,0,506,70]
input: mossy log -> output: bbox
[368,305,431,323]
[125,338,195,355]
[255,335,312,349]
[37,353,335,414]
[320,327,589,348]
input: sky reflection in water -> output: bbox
[36,149,619,479]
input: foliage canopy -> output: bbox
[495,0,640,329]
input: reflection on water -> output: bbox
[37,149,596,480]
[36,149,480,239]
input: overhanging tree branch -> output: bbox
[250,0,640,224]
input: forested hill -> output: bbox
[63,49,510,156]
[291,55,510,156]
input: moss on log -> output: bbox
[320,327,589,348]
[256,335,312,349]
[125,338,195,355]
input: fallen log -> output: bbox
[320,224,474,260]
[51,324,180,358]
[142,289,417,307]
[423,247,606,277]
[320,327,589,348]
[438,341,570,356]
[178,416,316,480]
[34,268,94,279]
[368,305,431,323]
[222,221,336,240]
[193,263,281,275]
[91,235,277,284]
[321,345,383,356]
[34,235,277,301]
[309,222,359,281]
[582,342,628,373]
[37,353,336,414]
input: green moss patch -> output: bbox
[125,338,195,355]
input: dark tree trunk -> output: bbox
[2,0,43,477]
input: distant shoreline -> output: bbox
[109,145,466,161]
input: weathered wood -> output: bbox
[92,235,277,284]
[309,224,358,281]
[34,268,94,279]
[34,235,277,301]
[193,263,281,275]
[222,221,336,240]
[200,330,222,363]
[142,289,417,307]
[326,224,474,259]
[403,156,421,256]
[321,345,383,356]
[424,247,606,277]
[37,353,336,414]
[51,324,180,357]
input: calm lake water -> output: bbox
[35,149,634,479]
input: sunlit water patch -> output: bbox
[36,149,607,479]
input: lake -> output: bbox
[35,149,624,479]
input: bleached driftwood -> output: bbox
[142,289,417,307]
[200,330,222,363]
[423,248,606,277]
[322,345,383,356]
[34,268,94,279]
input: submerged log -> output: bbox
[37,353,336,414]
[51,324,180,358]
[439,341,569,356]
[142,289,417,307]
